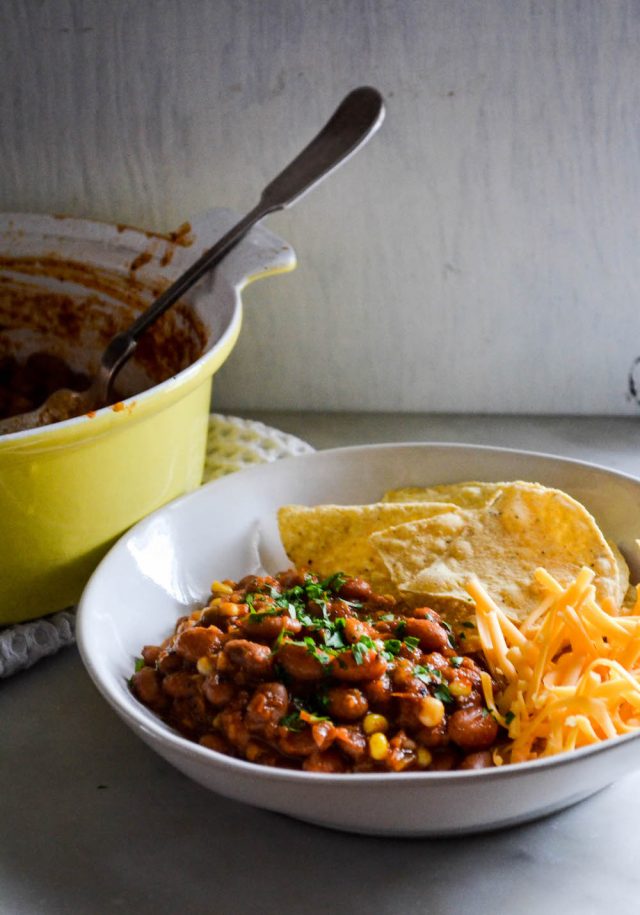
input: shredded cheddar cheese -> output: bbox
[467,568,640,763]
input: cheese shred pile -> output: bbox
[467,567,640,764]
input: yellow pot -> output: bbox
[0,209,295,623]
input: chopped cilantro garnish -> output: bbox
[462,621,476,629]
[247,607,280,622]
[134,657,145,672]
[404,636,420,651]
[449,656,463,668]
[271,626,288,653]
[433,683,454,704]
[381,638,403,660]
[413,663,438,683]
[440,619,457,648]
[505,710,515,725]
[352,634,375,666]
[324,620,347,650]
[303,636,332,667]
[413,664,454,704]
[280,712,304,731]
[286,696,332,725]
[320,572,348,593]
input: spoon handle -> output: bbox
[259,86,385,210]
[98,87,385,400]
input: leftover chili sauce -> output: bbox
[130,570,503,773]
[0,351,89,420]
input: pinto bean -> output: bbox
[245,683,289,739]
[454,686,485,710]
[422,652,449,672]
[237,574,279,592]
[171,694,209,733]
[338,577,372,602]
[131,667,167,710]
[387,730,417,771]
[329,647,387,682]
[459,750,494,769]
[141,644,162,666]
[202,674,236,707]
[364,674,393,709]
[410,606,442,622]
[174,626,222,662]
[311,720,336,751]
[428,748,460,771]
[217,707,251,752]
[327,598,357,620]
[415,721,449,748]
[199,732,232,754]
[238,614,302,641]
[448,707,499,751]
[279,728,318,757]
[326,686,368,721]
[162,671,201,698]
[277,569,306,589]
[333,725,367,760]
[275,642,325,681]
[223,639,273,680]
[404,618,451,653]
[302,749,348,773]
[395,696,425,731]
[342,617,370,644]
[245,741,284,767]
[156,650,184,674]
[390,658,420,691]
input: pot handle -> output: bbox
[185,207,296,290]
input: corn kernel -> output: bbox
[418,696,445,728]
[368,732,389,760]
[218,601,242,617]
[196,656,213,675]
[363,713,389,735]
[417,747,433,767]
[211,580,234,595]
[449,679,472,698]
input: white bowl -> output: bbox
[77,443,640,837]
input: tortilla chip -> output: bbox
[382,480,545,511]
[371,485,624,619]
[277,502,463,593]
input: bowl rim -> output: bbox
[77,440,640,786]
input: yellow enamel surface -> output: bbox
[0,305,238,624]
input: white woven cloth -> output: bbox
[0,414,313,678]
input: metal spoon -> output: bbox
[0,86,385,434]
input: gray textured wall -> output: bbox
[2,0,640,414]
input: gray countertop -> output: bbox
[3,413,640,915]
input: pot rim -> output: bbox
[0,210,295,446]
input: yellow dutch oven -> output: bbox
[0,209,295,623]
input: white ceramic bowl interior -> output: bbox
[77,443,640,837]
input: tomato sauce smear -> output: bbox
[130,570,504,773]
